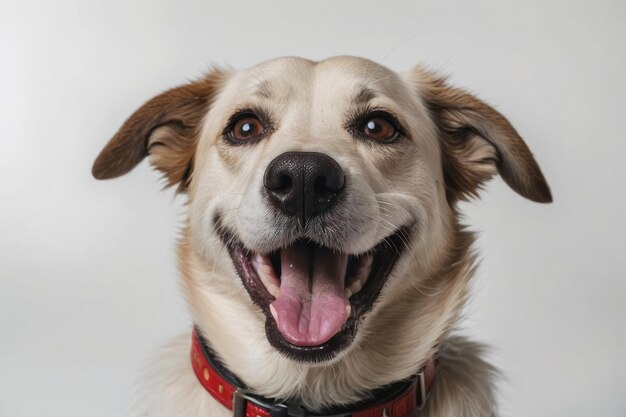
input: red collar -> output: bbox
[191,328,437,417]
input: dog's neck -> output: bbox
[190,327,438,417]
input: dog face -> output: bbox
[93,57,550,368]
[189,57,450,361]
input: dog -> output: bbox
[92,56,551,417]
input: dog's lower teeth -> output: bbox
[270,304,279,325]
[267,284,280,298]
[346,279,363,295]
[345,254,373,298]
[252,254,280,298]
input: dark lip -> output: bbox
[219,225,411,363]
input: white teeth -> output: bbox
[267,285,280,298]
[345,255,373,299]
[270,304,279,325]
[252,254,280,298]
[346,279,364,296]
[345,304,351,317]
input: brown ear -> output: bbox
[414,67,552,204]
[92,69,227,192]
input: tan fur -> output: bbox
[92,69,228,191]
[414,67,552,204]
[93,56,551,417]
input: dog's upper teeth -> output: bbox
[345,254,373,298]
[252,254,280,298]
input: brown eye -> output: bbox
[231,115,265,141]
[361,115,398,141]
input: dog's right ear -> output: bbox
[92,69,228,192]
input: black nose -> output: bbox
[264,151,345,227]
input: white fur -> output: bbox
[131,333,498,417]
[94,56,550,417]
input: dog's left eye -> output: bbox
[358,113,399,142]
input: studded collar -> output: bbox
[190,328,437,417]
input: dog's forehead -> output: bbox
[234,56,315,99]
[226,56,412,106]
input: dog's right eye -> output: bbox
[230,115,265,141]
[224,111,270,144]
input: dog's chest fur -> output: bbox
[130,334,498,417]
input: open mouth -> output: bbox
[221,227,410,362]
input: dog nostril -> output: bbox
[276,174,292,192]
[264,170,294,193]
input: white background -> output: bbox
[1,1,625,416]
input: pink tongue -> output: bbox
[270,242,349,346]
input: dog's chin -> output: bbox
[219,224,410,363]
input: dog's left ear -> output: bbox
[92,69,227,192]
[413,67,552,204]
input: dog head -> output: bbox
[93,56,550,402]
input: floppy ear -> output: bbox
[92,69,227,192]
[414,67,552,204]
